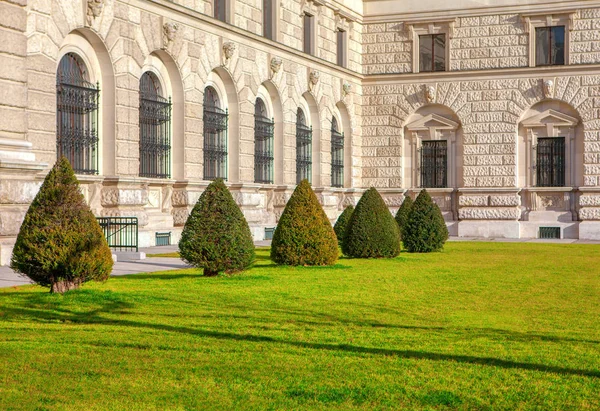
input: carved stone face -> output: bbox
[309,70,320,85]
[163,22,179,43]
[270,57,282,74]
[342,82,352,96]
[425,85,436,103]
[88,0,104,18]
[543,79,554,98]
[223,42,237,59]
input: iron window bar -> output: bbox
[420,140,448,188]
[254,114,275,184]
[296,122,312,184]
[536,137,565,187]
[331,126,344,188]
[203,105,229,181]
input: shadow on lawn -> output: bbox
[1,292,598,379]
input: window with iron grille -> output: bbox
[536,26,565,66]
[419,34,446,72]
[331,117,344,188]
[215,0,227,22]
[420,140,447,188]
[56,52,99,175]
[536,137,565,187]
[139,72,171,179]
[203,86,228,180]
[296,109,312,184]
[254,98,274,184]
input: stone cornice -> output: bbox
[140,0,362,80]
[363,63,600,85]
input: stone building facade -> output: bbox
[1,0,600,264]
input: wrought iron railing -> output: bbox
[139,93,171,178]
[331,128,344,188]
[203,105,228,180]
[56,81,100,175]
[97,217,138,252]
[536,137,565,187]
[296,123,312,184]
[254,115,274,184]
[420,140,447,188]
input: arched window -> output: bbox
[254,98,274,184]
[296,108,312,184]
[331,117,344,188]
[203,86,228,180]
[56,52,99,174]
[139,72,171,178]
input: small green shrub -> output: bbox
[342,188,401,258]
[270,179,338,266]
[403,189,449,253]
[10,157,114,293]
[333,205,354,246]
[395,195,413,240]
[179,179,255,276]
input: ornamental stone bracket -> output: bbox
[162,20,179,50]
[86,0,105,26]
[300,0,323,17]
[222,41,237,66]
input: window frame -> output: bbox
[522,12,574,68]
[303,13,316,55]
[254,98,275,184]
[406,19,454,73]
[418,33,446,73]
[420,140,448,188]
[203,86,229,181]
[296,108,312,184]
[336,29,347,68]
[331,116,344,188]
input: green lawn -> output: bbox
[1,243,599,410]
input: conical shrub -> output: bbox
[395,195,413,240]
[10,157,113,293]
[333,205,354,246]
[342,188,401,258]
[403,189,449,253]
[270,179,338,266]
[179,179,255,276]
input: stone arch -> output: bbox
[335,101,353,188]
[142,50,185,180]
[58,29,115,175]
[302,91,321,186]
[204,67,240,182]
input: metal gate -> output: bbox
[97,217,138,252]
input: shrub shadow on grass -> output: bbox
[2,295,599,379]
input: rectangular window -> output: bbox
[303,14,314,55]
[420,140,447,188]
[337,29,347,67]
[419,34,446,72]
[263,0,273,40]
[536,26,565,66]
[215,0,226,23]
[536,137,565,187]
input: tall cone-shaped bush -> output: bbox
[403,189,449,253]
[333,205,354,246]
[395,195,413,239]
[10,157,113,293]
[342,188,401,258]
[179,179,255,276]
[270,179,338,266]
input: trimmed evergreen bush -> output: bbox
[342,188,401,258]
[333,205,354,246]
[270,179,338,266]
[403,189,449,253]
[179,179,255,276]
[10,157,114,294]
[395,195,413,240]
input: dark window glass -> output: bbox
[56,52,99,175]
[215,0,226,22]
[203,87,228,180]
[536,137,565,187]
[139,72,171,179]
[536,26,565,66]
[337,30,347,67]
[419,34,446,72]
[304,14,314,55]
[420,140,447,188]
[254,98,274,184]
[296,109,312,184]
[263,0,273,39]
[331,117,344,188]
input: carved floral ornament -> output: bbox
[270,56,282,78]
[309,70,320,91]
[86,0,105,26]
[162,22,179,49]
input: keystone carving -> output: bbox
[342,82,352,97]
[309,70,320,91]
[222,41,237,65]
[86,0,104,26]
[424,85,436,103]
[542,79,554,99]
[162,22,179,49]
[270,57,282,78]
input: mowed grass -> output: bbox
[0,243,599,410]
